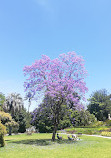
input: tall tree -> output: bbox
[87,89,111,121]
[23,52,88,141]
[13,108,28,133]
[24,92,32,113]
[3,93,24,117]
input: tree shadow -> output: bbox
[6,139,78,146]
[56,139,78,144]
[8,139,52,146]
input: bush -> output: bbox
[91,121,104,127]
[65,126,110,135]
[0,122,6,147]
[101,131,111,137]
[5,120,19,135]
[105,120,111,126]
[58,119,71,130]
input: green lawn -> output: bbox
[0,133,111,158]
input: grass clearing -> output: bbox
[0,133,111,158]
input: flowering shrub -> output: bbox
[0,111,19,136]
[0,122,6,147]
[101,131,111,137]
[0,111,12,124]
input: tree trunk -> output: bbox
[0,134,5,147]
[51,101,63,141]
[9,126,12,136]
[52,112,59,141]
[52,123,58,141]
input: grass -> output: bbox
[0,133,111,158]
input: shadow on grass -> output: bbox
[6,139,78,146]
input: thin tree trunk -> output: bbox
[52,111,59,141]
[52,123,58,141]
[9,126,12,136]
[51,100,63,141]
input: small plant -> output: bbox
[101,131,111,137]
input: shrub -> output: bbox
[0,122,6,147]
[105,120,111,126]
[101,131,111,137]
[91,121,104,127]
[65,127,110,135]
[5,120,19,135]
[58,119,71,130]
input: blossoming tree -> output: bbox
[23,52,88,141]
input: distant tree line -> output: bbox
[87,89,111,121]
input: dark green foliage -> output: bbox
[58,104,71,129]
[77,110,96,126]
[58,118,71,129]
[0,134,5,147]
[32,102,96,133]
[59,109,96,128]
[2,93,31,133]
[87,89,111,121]
[105,120,111,126]
[13,108,29,133]
[31,104,54,133]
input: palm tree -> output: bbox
[24,92,32,113]
[3,93,23,117]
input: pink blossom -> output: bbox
[23,52,88,109]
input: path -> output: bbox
[83,134,111,139]
[58,133,111,139]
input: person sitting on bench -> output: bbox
[72,134,77,140]
[57,133,62,140]
[67,136,73,140]
[72,134,80,140]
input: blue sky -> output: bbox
[0,0,111,111]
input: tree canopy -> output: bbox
[87,89,111,121]
[24,52,88,140]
